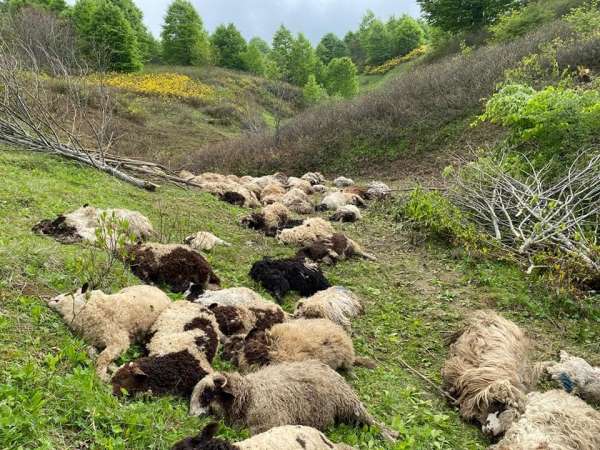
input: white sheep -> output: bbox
[366,181,392,199]
[330,205,362,222]
[334,176,355,187]
[281,188,314,214]
[46,284,171,381]
[486,389,600,449]
[184,231,231,252]
[546,350,600,404]
[318,191,365,211]
[294,286,363,332]
[277,217,336,247]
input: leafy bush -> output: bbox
[491,3,555,42]
[478,83,600,167]
[564,0,600,36]
[303,74,328,105]
[365,45,429,75]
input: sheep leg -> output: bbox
[352,407,399,442]
[95,334,130,382]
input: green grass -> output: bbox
[1,148,597,449]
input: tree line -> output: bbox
[0,0,432,100]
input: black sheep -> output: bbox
[249,257,330,303]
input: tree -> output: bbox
[417,0,520,33]
[161,0,211,65]
[288,33,317,86]
[363,19,393,66]
[270,24,294,81]
[241,39,267,75]
[6,0,68,13]
[303,74,328,104]
[316,32,347,65]
[388,15,425,56]
[344,30,366,69]
[325,57,358,98]
[87,0,141,72]
[108,0,155,62]
[248,36,270,54]
[211,23,247,70]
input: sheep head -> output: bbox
[111,361,149,397]
[46,283,90,320]
[189,372,243,418]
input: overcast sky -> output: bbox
[108,1,422,44]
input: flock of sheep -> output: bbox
[32,170,600,449]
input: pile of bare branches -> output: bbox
[451,151,600,276]
[0,8,201,191]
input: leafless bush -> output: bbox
[187,22,592,176]
[452,151,599,279]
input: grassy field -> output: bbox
[1,148,598,449]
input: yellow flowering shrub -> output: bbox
[94,73,215,102]
[365,45,430,75]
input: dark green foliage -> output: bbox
[288,33,317,86]
[325,57,359,98]
[363,19,393,66]
[418,0,521,33]
[211,23,247,70]
[316,33,348,65]
[241,40,267,75]
[344,31,367,69]
[5,0,68,13]
[388,15,426,56]
[270,25,294,81]
[108,0,155,63]
[161,0,211,66]
[248,36,270,54]
[86,1,141,72]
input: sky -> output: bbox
[85,1,422,45]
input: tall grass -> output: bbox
[187,22,600,175]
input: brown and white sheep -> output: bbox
[487,389,600,449]
[184,231,231,252]
[293,286,363,332]
[189,361,398,441]
[231,318,375,371]
[33,205,154,245]
[127,243,220,298]
[296,233,377,263]
[172,423,356,450]
[301,172,326,186]
[46,284,171,381]
[241,203,302,237]
[330,205,362,223]
[441,310,541,427]
[111,301,219,397]
[546,350,600,404]
[277,217,336,247]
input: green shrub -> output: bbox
[478,83,600,167]
[565,0,600,36]
[491,4,555,42]
[303,74,328,105]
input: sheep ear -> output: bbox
[81,282,89,294]
[208,303,219,310]
[131,365,147,377]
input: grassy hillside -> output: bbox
[181,22,599,176]
[85,65,303,169]
[1,147,597,449]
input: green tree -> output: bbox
[161,0,211,65]
[388,15,425,56]
[325,56,359,98]
[6,0,68,13]
[303,74,328,104]
[87,0,141,72]
[241,38,267,75]
[108,0,155,62]
[363,19,393,66]
[211,23,247,70]
[248,36,270,54]
[316,32,348,65]
[417,0,520,33]
[270,24,294,81]
[344,30,367,68]
[288,33,317,86]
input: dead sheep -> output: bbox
[111,302,219,397]
[231,318,375,372]
[128,243,220,299]
[366,181,392,200]
[296,233,377,263]
[312,184,328,193]
[241,203,303,237]
[281,188,314,214]
[46,284,171,381]
[441,310,541,427]
[486,389,600,449]
[546,350,600,404]
[287,177,314,194]
[195,180,260,209]
[184,231,231,252]
[334,176,355,187]
[194,287,286,335]
[301,172,326,186]
[172,423,356,450]
[249,256,330,303]
[189,360,398,441]
[330,205,362,223]
[317,191,366,211]
[33,205,154,245]
[294,286,363,332]
[179,170,195,181]
[277,217,336,247]
[260,182,286,200]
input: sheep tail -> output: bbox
[360,251,377,261]
[353,356,377,369]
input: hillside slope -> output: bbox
[1,147,597,449]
